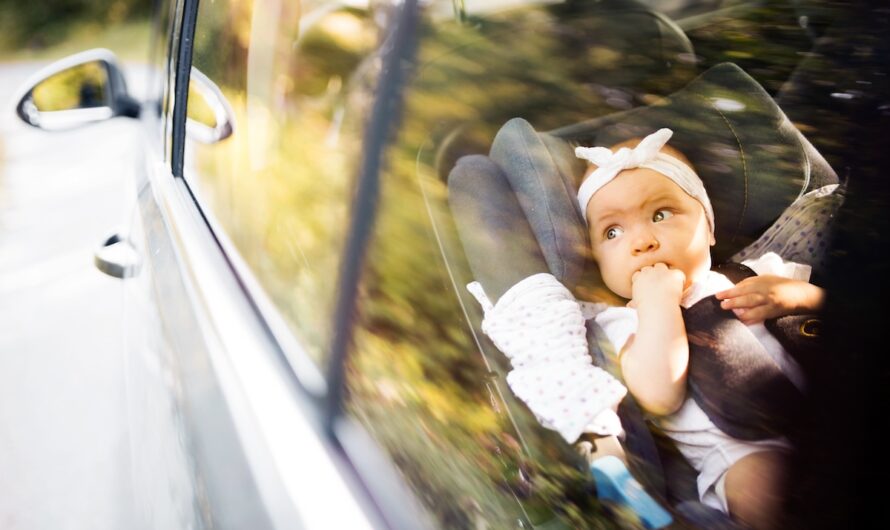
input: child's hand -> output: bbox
[715,275,825,324]
[628,263,685,308]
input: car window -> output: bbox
[339,1,692,526]
[340,0,877,527]
[184,0,384,367]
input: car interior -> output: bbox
[404,0,845,526]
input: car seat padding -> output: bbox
[489,118,589,289]
[549,62,838,262]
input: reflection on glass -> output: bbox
[188,0,378,366]
[187,81,218,129]
[343,1,848,528]
[340,5,672,527]
[184,68,234,144]
[185,0,865,526]
[32,61,110,111]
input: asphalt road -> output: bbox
[0,61,146,530]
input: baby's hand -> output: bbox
[629,263,685,308]
[715,274,825,324]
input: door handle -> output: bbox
[94,233,141,279]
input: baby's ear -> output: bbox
[710,233,716,246]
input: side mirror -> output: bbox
[14,48,139,131]
[185,67,235,144]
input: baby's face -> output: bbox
[586,167,714,299]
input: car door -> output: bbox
[164,0,698,528]
[159,0,574,526]
[115,1,206,529]
[125,0,428,528]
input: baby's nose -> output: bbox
[632,232,659,255]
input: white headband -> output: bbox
[575,128,715,235]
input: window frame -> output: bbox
[161,0,558,527]
[170,0,199,178]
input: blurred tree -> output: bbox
[0,0,153,51]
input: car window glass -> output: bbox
[340,0,866,527]
[186,0,383,367]
[339,1,679,526]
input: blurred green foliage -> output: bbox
[0,0,152,52]
[186,2,623,526]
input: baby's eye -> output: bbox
[605,226,624,240]
[653,209,674,222]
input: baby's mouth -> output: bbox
[636,260,671,274]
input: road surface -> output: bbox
[0,60,146,530]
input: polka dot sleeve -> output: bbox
[467,274,627,443]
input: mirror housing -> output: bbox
[185,67,235,144]
[14,48,140,131]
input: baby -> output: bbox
[575,129,824,529]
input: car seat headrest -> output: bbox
[489,118,590,289]
[429,0,698,185]
[554,62,838,262]
[488,63,839,290]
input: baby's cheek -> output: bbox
[602,267,632,299]
[593,249,630,297]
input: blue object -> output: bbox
[591,456,673,529]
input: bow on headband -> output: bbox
[574,128,715,235]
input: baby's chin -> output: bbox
[598,279,630,301]
[613,283,633,301]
